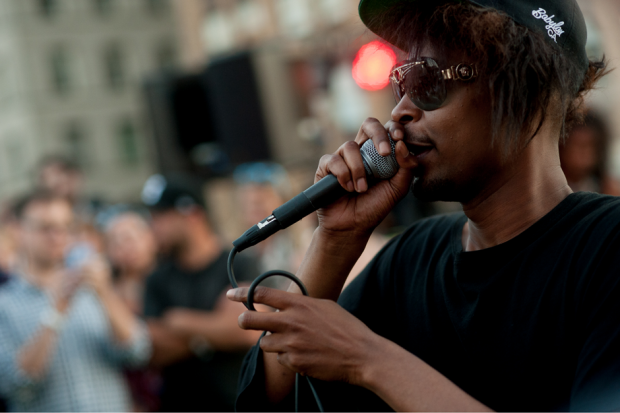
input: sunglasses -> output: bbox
[389,57,478,111]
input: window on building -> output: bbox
[5,138,24,179]
[66,122,88,167]
[93,0,113,16]
[146,0,168,15]
[39,0,58,18]
[155,40,176,70]
[50,47,71,94]
[117,118,140,166]
[104,44,125,90]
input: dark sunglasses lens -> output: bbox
[406,58,446,111]
[391,78,403,103]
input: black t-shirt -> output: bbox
[237,192,620,412]
[144,250,257,412]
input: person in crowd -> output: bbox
[140,174,261,412]
[234,162,297,284]
[105,210,157,314]
[0,191,150,412]
[36,156,83,205]
[104,209,161,412]
[560,110,620,195]
[0,200,20,275]
[228,0,620,411]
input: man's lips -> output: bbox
[405,142,434,158]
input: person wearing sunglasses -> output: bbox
[229,0,618,411]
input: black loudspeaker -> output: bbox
[143,51,272,177]
[203,52,271,165]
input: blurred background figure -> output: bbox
[0,201,19,280]
[234,162,297,285]
[140,174,260,412]
[104,209,157,314]
[103,207,161,412]
[0,191,150,412]
[36,156,83,205]
[560,110,620,196]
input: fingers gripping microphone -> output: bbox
[233,137,399,252]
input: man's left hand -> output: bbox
[227,286,383,385]
[81,257,113,296]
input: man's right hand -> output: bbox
[52,270,82,314]
[315,118,418,235]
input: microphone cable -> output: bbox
[228,246,324,412]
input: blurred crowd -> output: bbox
[0,108,618,412]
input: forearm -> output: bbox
[18,324,60,379]
[98,288,137,345]
[263,226,370,403]
[147,321,192,367]
[362,337,493,412]
[169,311,260,351]
[291,227,371,299]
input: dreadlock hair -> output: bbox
[369,1,609,156]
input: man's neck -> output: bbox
[21,258,62,289]
[461,133,572,252]
[176,227,222,272]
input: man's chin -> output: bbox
[410,176,460,202]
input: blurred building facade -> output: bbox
[171,0,394,161]
[169,0,398,241]
[577,0,620,177]
[0,0,178,201]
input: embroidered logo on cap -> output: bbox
[532,8,565,43]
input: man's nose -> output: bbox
[391,96,423,126]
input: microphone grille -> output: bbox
[360,135,399,179]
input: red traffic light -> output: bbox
[352,41,397,91]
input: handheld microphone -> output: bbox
[233,137,399,252]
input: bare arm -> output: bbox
[162,290,262,352]
[18,274,81,379]
[261,228,370,403]
[230,287,492,412]
[83,259,137,345]
[18,321,62,379]
[147,320,192,367]
[363,336,492,412]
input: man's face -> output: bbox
[149,209,187,256]
[19,200,74,267]
[39,164,82,200]
[394,46,507,203]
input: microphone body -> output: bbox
[233,138,399,252]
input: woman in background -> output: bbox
[105,210,159,411]
[560,110,620,196]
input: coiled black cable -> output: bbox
[227,246,324,412]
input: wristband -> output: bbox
[189,336,214,359]
[40,308,66,332]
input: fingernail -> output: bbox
[347,181,355,192]
[380,142,391,156]
[226,289,236,298]
[399,142,409,158]
[393,130,403,139]
[357,178,367,192]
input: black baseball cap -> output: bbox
[141,174,206,212]
[359,0,589,77]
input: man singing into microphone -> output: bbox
[228,0,618,411]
